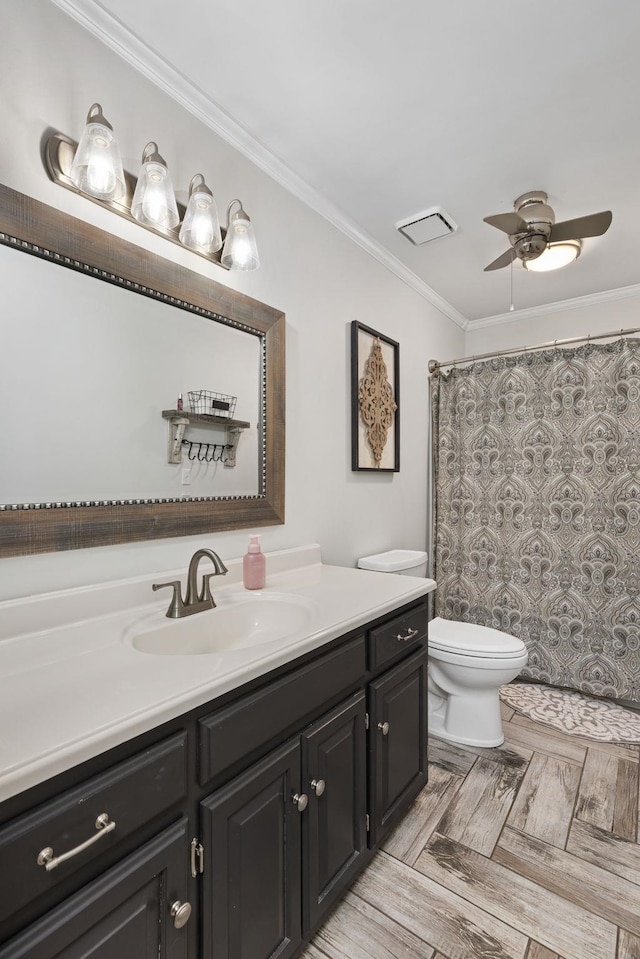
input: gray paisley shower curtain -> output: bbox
[431,337,640,703]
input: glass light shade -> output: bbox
[131,142,179,230]
[69,103,126,201]
[524,239,582,272]
[179,174,222,254]
[221,200,260,271]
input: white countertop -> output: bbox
[0,545,435,803]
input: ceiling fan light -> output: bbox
[523,239,582,272]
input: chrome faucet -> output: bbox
[152,548,229,618]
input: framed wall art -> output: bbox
[351,320,400,472]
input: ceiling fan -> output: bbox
[483,191,612,272]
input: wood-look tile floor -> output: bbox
[302,704,640,959]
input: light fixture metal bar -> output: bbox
[428,325,640,373]
[44,132,229,270]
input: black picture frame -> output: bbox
[351,321,400,472]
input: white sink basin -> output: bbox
[126,592,317,656]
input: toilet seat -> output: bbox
[429,616,525,659]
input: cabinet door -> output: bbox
[200,739,302,959]
[0,819,190,959]
[368,648,428,844]
[301,692,367,933]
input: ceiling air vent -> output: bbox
[396,207,458,245]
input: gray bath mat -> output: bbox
[500,682,640,743]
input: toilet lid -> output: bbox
[429,617,525,658]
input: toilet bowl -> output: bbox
[428,617,528,747]
[356,550,528,748]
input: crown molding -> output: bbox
[466,283,640,331]
[50,0,467,331]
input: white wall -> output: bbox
[0,2,464,600]
[465,290,640,356]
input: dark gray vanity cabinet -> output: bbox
[368,649,428,844]
[195,635,369,959]
[200,739,303,959]
[301,691,367,933]
[195,603,427,959]
[0,732,190,957]
[199,701,370,959]
[0,597,429,959]
[198,691,368,959]
[0,819,190,959]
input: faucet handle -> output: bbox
[152,580,184,618]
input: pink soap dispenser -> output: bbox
[243,535,266,590]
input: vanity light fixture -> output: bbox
[523,239,582,272]
[131,141,180,230]
[69,103,126,201]
[221,200,260,272]
[44,104,260,271]
[179,174,222,254]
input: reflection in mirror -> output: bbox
[1,246,261,503]
[0,183,285,557]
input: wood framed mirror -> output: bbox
[0,183,284,557]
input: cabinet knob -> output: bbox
[170,900,192,929]
[310,778,326,797]
[378,721,390,736]
[292,792,309,812]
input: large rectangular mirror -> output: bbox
[0,183,285,557]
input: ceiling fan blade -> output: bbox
[483,212,529,235]
[549,211,612,242]
[484,248,516,272]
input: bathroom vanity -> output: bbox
[0,547,435,959]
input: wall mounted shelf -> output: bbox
[162,410,250,467]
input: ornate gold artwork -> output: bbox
[358,337,397,468]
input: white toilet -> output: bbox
[357,550,528,747]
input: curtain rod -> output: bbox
[428,325,640,374]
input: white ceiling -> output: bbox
[56,0,640,327]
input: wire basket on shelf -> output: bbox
[187,390,237,418]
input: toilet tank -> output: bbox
[357,549,428,578]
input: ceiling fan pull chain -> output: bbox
[509,257,515,312]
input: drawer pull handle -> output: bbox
[292,792,309,812]
[171,900,192,929]
[378,721,390,736]
[36,813,116,872]
[310,778,326,797]
[396,628,419,642]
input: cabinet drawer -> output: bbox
[0,731,187,929]
[368,603,428,671]
[198,636,366,785]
